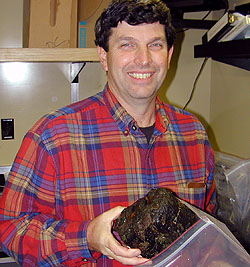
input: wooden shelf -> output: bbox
[0,48,99,62]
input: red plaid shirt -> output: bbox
[0,86,216,266]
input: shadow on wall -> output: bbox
[158,30,185,103]
[192,111,220,152]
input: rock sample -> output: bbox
[113,187,199,258]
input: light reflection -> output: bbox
[3,62,28,83]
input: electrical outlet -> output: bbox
[1,118,14,140]
[0,174,5,193]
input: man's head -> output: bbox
[96,0,175,116]
[95,0,176,52]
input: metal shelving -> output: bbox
[194,39,250,71]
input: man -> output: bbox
[0,0,216,266]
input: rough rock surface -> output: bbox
[113,187,199,258]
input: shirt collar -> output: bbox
[102,84,169,134]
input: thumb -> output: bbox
[103,206,126,221]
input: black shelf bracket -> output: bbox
[194,39,250,71]
[172,19,216,29]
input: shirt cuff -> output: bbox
[65,220,102,263]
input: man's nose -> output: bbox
[134,46,152,66]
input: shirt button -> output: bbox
[124,129,129,136]
[82,258,88,262]
[132,124,137,131]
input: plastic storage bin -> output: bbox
[214,151,250,252]
[140,202,250,267]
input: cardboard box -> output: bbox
[78,0,110,48]
[23,0,78,48]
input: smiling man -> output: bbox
[0,0,216,266]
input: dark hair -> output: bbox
[95,0,176,51]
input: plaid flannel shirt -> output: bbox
[0,85,216,266]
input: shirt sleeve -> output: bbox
[0,130,100,266]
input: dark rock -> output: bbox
[113,187,199,258]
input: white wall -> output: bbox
[210,58,250,158]
[0,0,23,48]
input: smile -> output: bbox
[128,72,153,79]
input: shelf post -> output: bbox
[70,62,86,103]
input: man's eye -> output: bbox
[121,43,131,47]
[150,43,162,48]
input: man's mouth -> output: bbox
[128,72,153,79]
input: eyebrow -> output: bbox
[117,36,167,43]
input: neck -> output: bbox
[121,98,156,127]
[133,110,156,127]
[108,84,157,127]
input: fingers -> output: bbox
[105,238,150,266]
[114,255,150,266]
[108,238,140,258]
[105,246,150,266]
[87,206,150,265]
[104,205,126,221]
[87,206,126,252]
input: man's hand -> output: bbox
[87,206,150,265]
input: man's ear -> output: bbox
[97,46,108,72]
[167,45,174,69]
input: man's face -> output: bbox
[98,21,173,106]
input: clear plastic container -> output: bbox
[214,151,242,169]
[225,160,250,220]
[214,151,250,253]
[139,203,250,267]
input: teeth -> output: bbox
[128,73,152,79]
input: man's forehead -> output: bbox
[109,21,166,38]
[116,21,163,28]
